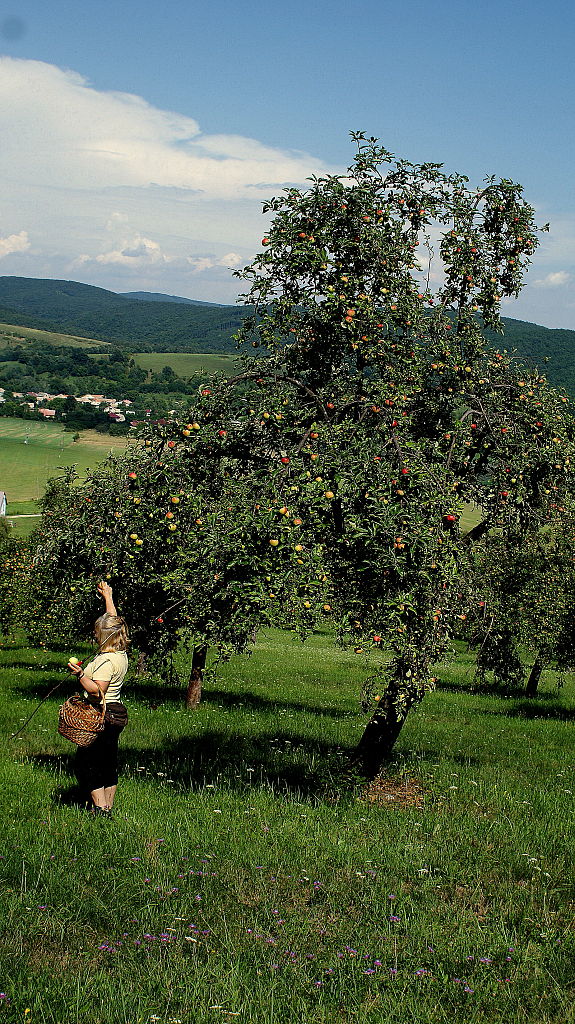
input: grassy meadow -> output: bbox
[0,626,573,1024]
[0,418,128,506]
[133,352,240,377]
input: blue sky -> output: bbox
[0,0,574,327]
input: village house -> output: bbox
[77,394,106,407]
[3,387,135,418]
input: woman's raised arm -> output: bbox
[97,580,117,617]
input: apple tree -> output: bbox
[23,134,575,777]
[463,510,575,695]
[0,521,29,636]
[21,432,328,707]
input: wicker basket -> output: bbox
[58,689,106,747]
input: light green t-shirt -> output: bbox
[83,651,128,703]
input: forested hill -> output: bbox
[0,278,249,353]
[0,277,574,392]
[483,319,575,392]
[0,302,58,332]
[121,291,225,306]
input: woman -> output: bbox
[67,581,129,817]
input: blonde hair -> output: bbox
[94,612,129,652]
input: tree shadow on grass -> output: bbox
[123,729,359,800]
[472,702,575,722]
[435,677,565,701]
[435,677,527,698]
[10,677,359,721]
[30,730,492,807]
[30,728,360,804]
[19,751,91,809]
[200,687,356,720]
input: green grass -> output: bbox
[460,502,482,533]
[0,627,573,1023]
[0,324,108,349]
[4,500,42,538]
[4,500,40,515]
[0,418,128,505]
[133,352,240,377]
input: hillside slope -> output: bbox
[0,278,248,353]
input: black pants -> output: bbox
[74,703,127,793]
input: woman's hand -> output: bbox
[97,580,118,616]
[97,580,113,601]
[67,658,83,677]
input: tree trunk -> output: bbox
[525,655,544,697]
[352,683,418,779]
[186,645,207,709]
[136,651,147,676]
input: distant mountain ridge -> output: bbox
[121,291,226,307]
[0,276,574,392]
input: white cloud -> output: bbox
[77,235,168,267]
[219,252,243,269]
[0,57,333,301]
[76,234,244,276]
[188,257,217,274]
[532,270,571,289]
[187,252,244,273]
[0,57,328,200]
[0,230,30,258]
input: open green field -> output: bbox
[0,627,573,1023]
[0,417,128,504]
[133,352,240,377]
[0,324,108,350]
